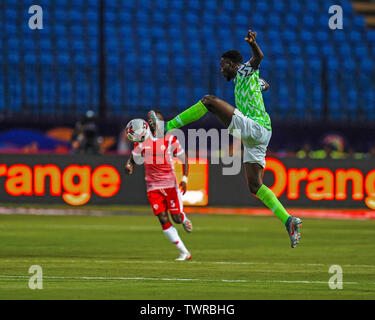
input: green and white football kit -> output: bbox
[228,61,272,168]
[147,61,302,247]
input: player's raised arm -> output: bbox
[245,29,264,69]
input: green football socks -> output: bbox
[256,185,291,224]
[166,101,208,131]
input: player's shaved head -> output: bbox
[220,50,243,81]
[221,50,243,64]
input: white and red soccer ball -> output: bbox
[124,118,151,143]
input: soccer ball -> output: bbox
[124,118,151,143]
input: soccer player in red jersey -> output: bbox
[125,111,193,261]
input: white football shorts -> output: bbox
[228,108,272,168]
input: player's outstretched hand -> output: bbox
[245,29,257,44]
[125,162,134,175]
[179,181,187,195]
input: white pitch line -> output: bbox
[0,275,364,285]
[2,259,374,269]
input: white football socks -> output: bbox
[163,225,188,253]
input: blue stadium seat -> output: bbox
[125,83,139,108]
[154,41,169,54]
[57,53,70,65]
[1,0,374,121]
[170,1,184,11]
[349,31,362,43]
[302,15,315,29]
[159,86,172,110]
[222,1,235,12]
[171,41,184,54]
[305,45,319,58]
[269,14,282,27]
[316,31,329,44]
[176,86,189,107]
[202,0,216,11]
[354,46,368,58]
[140,84,156,107]
[39,39,52,51]
[285,14,298,28]
[155,0,168,10]
[185,13,200,25]
[272,0,286,13]
[288,1,302,13]
[359,58,374,71]
[270,44,284,56]
[24,52,37,64]
[7,52,19,65]
[40,53,53,65]
[135,11,149,24]
[185,27,200,40]
[152,12,166,25]
[119,11,132,23]
[322,44,336,58]
[138,39,152,52]
[288,45,302,57]
[235,15,249,27]
[305,1,319,13]
[187,0,200,11]
[151,27,165,40]
[282,31,297,43]
[366,30,375,43]
[86,9,98,23]
[217,14,231,27]
[300,31,314,43]
[353,16,365,28]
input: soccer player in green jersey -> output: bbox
[148,29,302,248]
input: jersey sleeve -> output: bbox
[170,136,184,157]
[237,61,256,78]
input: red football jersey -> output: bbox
[132,134,184,192]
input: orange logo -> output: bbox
[0,164,121,205]
[265,158,375,210]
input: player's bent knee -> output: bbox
[158,212,170,225]
[201,94,218,110]
[171,213,183,224]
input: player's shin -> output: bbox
[256,185,290,224]
[162,222,188,253]
[166,101,208,131]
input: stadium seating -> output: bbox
[0,0,374,120]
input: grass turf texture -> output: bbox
[0,213,375,299]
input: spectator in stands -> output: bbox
[296,143,313,159]
[346,147,365,159]
[309,142,346,159]
[367,144,375,159]
[71,110,101,154]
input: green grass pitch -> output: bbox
[1,212,375,299]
